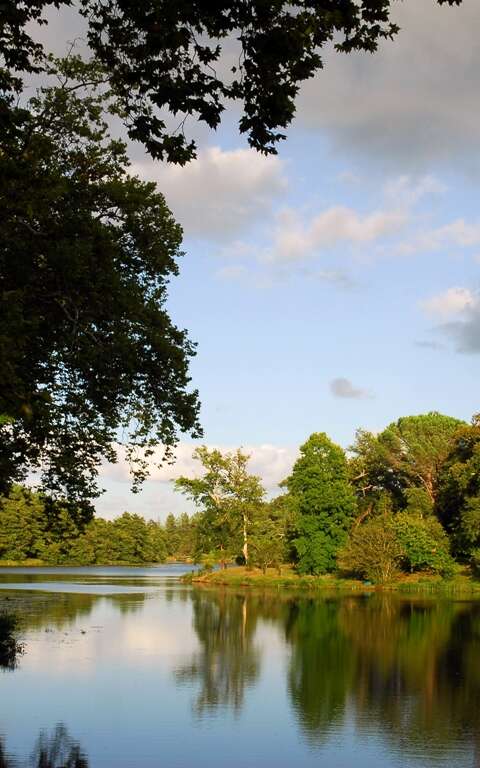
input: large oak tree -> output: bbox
[0,57,201,509]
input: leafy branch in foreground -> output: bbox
[0,1,464,164]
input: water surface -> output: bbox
[0,566,479,767]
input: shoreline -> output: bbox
[0,559,185,568]
[185,566,480,596]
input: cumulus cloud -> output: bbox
[133,147,286,240]
[399,219,480,255]
[264,205,405,263]
[297,0,480,170]
[102,442,297,492]
[330,378,373,400]
[420,287,480,353]
[420,287,475,318]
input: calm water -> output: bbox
[0,566,479,768]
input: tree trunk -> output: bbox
[242,513,248,566]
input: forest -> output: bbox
[1,410,479,583]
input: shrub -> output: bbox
[393,511,454,577]
[338,516,405,583]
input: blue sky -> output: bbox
[36,1,479,519]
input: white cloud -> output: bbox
[420,287,475,318]
[330,378,373,400]
[102,442,297,493]
[264,205,405,263]
[383,175,446,208]
[399,219,480,255]
[133,147,287,240]
[297,0,480,170]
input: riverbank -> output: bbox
[186,566,480,595]
[0,559,179,568]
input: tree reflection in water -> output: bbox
[0,614,23,671]
[175,590,261,716]
[180,588,480,763]
[0,725,88,768]
[286,594,480,761]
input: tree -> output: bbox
[0,56,201,507]
[175,447,265,567]
[351,414,465,518]
[284,433,357,574]
[338,515,405,583]
[0,2,462,164]
[375,413,465,505]
[0,486,46,561]
[250,503,287,574]
[393,511,454,577]
[0,485,85,563]
[437,414,480,557]
[164,513,180,558]
[176,512,197,560]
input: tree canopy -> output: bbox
[437,415,480,557]
[350,412,465,514]
[284,432,357,574]
[0,1,463,163]
[0,57,201,507]
[175,446,265,567]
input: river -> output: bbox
[0,566,478,767]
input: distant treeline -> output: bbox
[0,487,197,565]
[1,411,479,580]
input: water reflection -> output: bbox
[175,591,261,715]
[0,591,147,633]
[286,598,354,740]
[0,725,88,768]
[1,569,480,767]
[0,614,23,671]
[181,589,480,763]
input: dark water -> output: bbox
[0,567,479,768]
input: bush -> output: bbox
[338,515,405,583]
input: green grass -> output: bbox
[0,559,46,567]
[186,565,480,595]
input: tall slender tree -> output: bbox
[175,447,265,567]
[284,433,357,574]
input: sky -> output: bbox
[32,0,479,520]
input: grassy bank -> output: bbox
[0,559,46,568]
[186,566,480,595]
[0,559,173,568]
